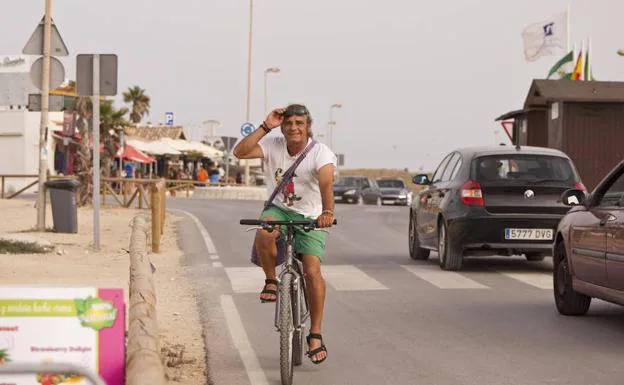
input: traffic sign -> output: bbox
[76,54,118,96]
[165,112,174,126]
[240,122,255,136]
[22,16,69,56]
[27,94,64,112]
[30,56,65,91]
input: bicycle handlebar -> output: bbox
[240,218,337,226]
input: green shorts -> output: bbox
[260,204,328,262]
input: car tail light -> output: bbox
[575,181,587,193]
[461,180,484,206]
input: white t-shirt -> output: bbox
[258,136,337,218]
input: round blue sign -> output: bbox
[240,122,255,136]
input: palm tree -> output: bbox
[122,86,150,124]
[63,81,128,205]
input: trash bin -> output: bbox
[45,179,81,233]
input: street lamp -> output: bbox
[264,67,280,115]
[328,103,342,150]
[243,0,255,185]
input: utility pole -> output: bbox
[244,0,254,186]
[36,0,52,231]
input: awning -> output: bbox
[116,144,156,163]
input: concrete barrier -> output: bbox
[192,185,267,201]
[126,215,166,385]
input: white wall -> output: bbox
[0,110,61,195]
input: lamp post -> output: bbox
[264,67,280,115]
[328,103,342,150]
[243,0,254,186]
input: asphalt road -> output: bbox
[168,198,624,385]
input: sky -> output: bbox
[2,0,624,171]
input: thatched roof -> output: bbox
[123,125,186,141]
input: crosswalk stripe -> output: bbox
[225,267,266,293]
[322,265,388,291]
[498,272,552,290]
[401,265,490,289]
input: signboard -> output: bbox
[0,286,125,385]
[22,17,69,57]
[240,122,254,136]
[63,111,76,137]
[0,56,31,73]
[75,54,118,97]
[27,94,65,112]
[165,112,174,126]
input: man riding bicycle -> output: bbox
[232,104,336,365]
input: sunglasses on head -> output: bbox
[281,105,309,118]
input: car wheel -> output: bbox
[409,212,430,260]
[438,220,462,271]
[525,252,545,262]
[553,242,591,316]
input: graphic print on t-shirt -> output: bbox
[275,168,302,206]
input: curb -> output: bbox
[126,214,166,385]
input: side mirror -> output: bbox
[412,174,430,185]
[560,188,586,207]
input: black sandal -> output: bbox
[260,279,278,303]
[306,333,328,364]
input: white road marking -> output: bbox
[499,272,552,289]
[225,267,267,293]
[322,265,388,291]
[221,295,269,385]
[170,209,219,259]
[402,265,490,289]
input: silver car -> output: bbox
[376,178,412,206]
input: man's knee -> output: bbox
[255,216,280,247]
[302,255,322,279]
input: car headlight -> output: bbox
[345,189,356,195]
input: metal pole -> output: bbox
[92,54,100,249]
[36,0,52,231]
[328,106,334,150]
[264,69,268,116]
[225,138,230,186]
[244,0,253,186]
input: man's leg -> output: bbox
[254,218,280,301]
[302,254,327,363]
[255,205,287,302]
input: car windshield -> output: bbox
[334,177,366,187]
[377,179,405,188]
[473,154,577,185]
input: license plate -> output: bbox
[505,228,553,240]
[383,200,394,204]
[334,196,343,201]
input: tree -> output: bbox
[122,86,150,124]
[63,81,129,205]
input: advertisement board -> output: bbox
[0,286,125,385]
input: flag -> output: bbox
[521,11,568,62]
[571,49,583,80]
[546,50,573,79]
[584,39,596,80]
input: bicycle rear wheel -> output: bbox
[279,273,294,385]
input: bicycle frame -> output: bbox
[274,227,310,333]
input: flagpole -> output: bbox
[566,4,571,53]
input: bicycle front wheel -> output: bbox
[279,273,294,385]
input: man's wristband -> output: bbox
[322,210,334,215]
[260,121,271,134]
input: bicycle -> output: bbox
[240,217,336,385]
